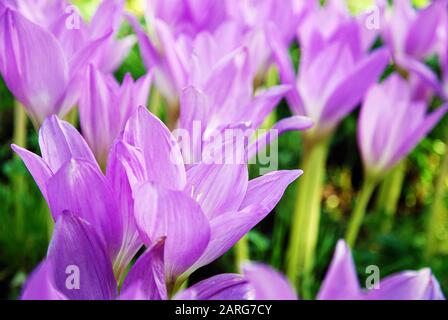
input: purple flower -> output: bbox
[13,107,302,293]
[179,240,444,300]
[271,21,390,137]
[120,107,303,287]
[4,0,135,73]
[79,64,152,166]
[358,74,448,176]
[0,7,111,126]
[145,0,228,37]
[21,212,166,300]
[381,0,448,97]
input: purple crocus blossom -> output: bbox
[358,74,448,177]
[119,107,303,287]
[271,22,390,137]
[13,107,302,293]
[179,240,444,300]
[0,7,110,126]
[79,64,152,166]
[4,0,135,73]
[22,212,166,300]
[381,0,448,97]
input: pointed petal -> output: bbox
[391,103,448,167]
[47,159,121,258]
[317,240,361,300]
[134,183,210,282]
[187,204,270,274]
[0,9,68,124]
[47,212,117,300]
[248,117,313,159]
[123,107,186,190]
[243,263,297,300]
[21,261,66,300]
[175,274,250,300]
[320,48,390,130]
[185,162,248,219]
[240,170,303,212]
[39,115,98,173]
[11,144,53,202]
[366,268,445,300]
[121,239,167,300]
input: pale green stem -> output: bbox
[376,161,406,233]
[286,134,330,298]
[13,101,27,239]
[425,134,448,259]
[235,236,250,271]
[345,175,378,248]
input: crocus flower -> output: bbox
[144,0,228,38]
[22,212,166,300]
[0,7,111,126]
[79,64,152,166]
[179,240,445,300]
[13,107,302,293]
[4,0,135,73]
[381,0,448,97]
[120,107,303,291]
[358,74,448,177]
[271,24,390,138]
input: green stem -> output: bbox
[425,134,448,259]
[376,161,406,233]
[345,175,378,248]
[235,235,250,271]
[13,101,27,239]
[286,134,330,298]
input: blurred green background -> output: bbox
[1,0,447,299]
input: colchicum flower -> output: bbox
[178,240,444,300]
[272,17,390,138]
[0,1,132,126]
[13,107,302,297]
[358,74,448,177]
[381,0,448,97]
[79,64,152,166]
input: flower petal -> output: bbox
[134,182,210,282]
[47,212,117,300]
[21,261,65,300]
[123,107,186,190]
[39,115,98,173]
[121,238,167,300]
[175,274,250,300]
[0,9,68,124]
[46,159,121,258]
[317,240,361,300]
[243,263,297,300]
[11,144,53,202]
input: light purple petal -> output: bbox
[123,107,186,190]
[317,240,361,300]
[185,162,248,219]
[0,9,68,125]
[21,261,66,300]
[243,263,297,300]
[121,238,167,300]
[240,170,303,212]
[366,268,445,300]
[11,144,53,202]
[46,159,121,258]
[320,48,390,130]
[175,274,250,300]
[134,182,210,282]
[38,115,98,173]
[47,212,117,300]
